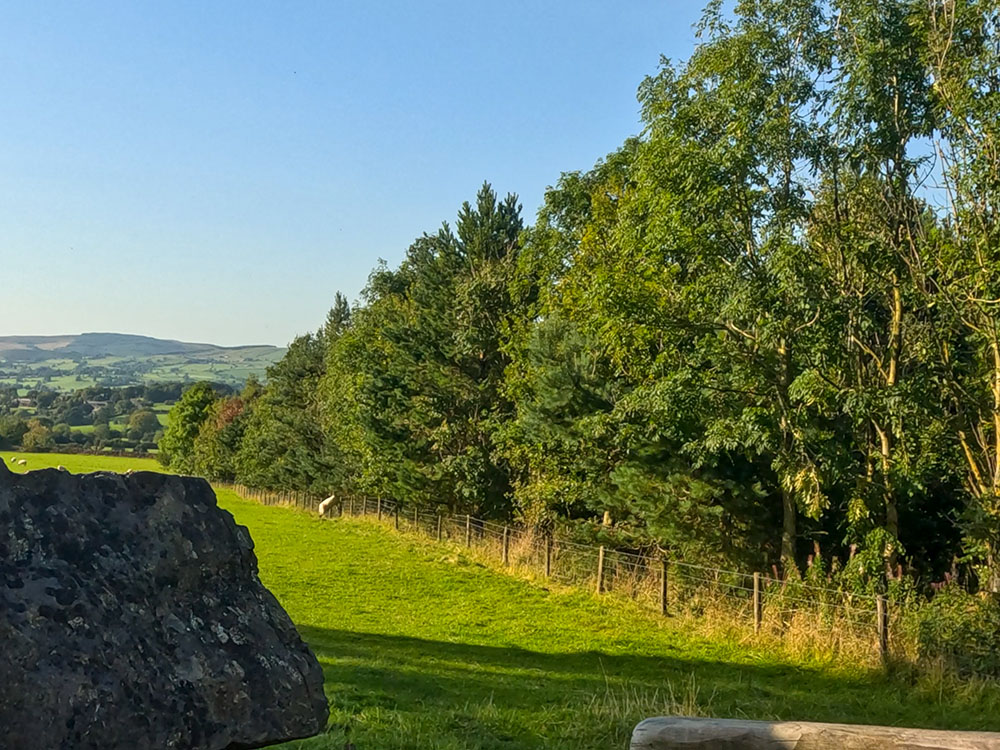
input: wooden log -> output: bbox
[630,717,1000,750]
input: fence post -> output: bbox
[753,572,762,634]
[436,515,443,542]
[660,557,668,616]
[377,497,382,521]
[394,504,399,530]
[545,535,552,578]
[502,525,510,566]
[465,514,471,547]
[413,506,418,529]
[596,546,605,595]
[877,594,889,660]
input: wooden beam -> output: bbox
[630,717,1000,750]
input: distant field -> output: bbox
[1,451,165,474]
[6,451,1000,749]
[0,333,284,391]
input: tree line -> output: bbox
[167,0,1000,592]
[0,383,201,453]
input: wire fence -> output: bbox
[223,484,891,663]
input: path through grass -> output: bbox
[6,452,1000,749]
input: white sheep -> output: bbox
[16,459,27,466]
[8,457,16,463]
[317,494,336,517]
[57,465,68,472]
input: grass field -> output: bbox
[5,452,1000,749]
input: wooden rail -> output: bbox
[630,717,1000,750]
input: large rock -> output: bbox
[0,461,328,749]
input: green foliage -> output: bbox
[909,587,1000,678]
[180,0,1000,597]
[235,334,334,492]
[337,183,523,516]
[0,416,28,448]
[159,382,218,472]
[21,420,53,451]
[127,410,160,441]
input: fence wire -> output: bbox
[222,483,889,659]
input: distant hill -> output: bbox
[0,333,286,391]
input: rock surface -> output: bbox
[0,460,328,749]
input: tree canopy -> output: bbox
[168,0,1000,593]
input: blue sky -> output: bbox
[1,2,705,346]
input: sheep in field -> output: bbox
[16,459,27,466]
[57,466,68,472]
[318,495,336,517]
[8,457,16,463]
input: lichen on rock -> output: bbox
[0,463,328,749]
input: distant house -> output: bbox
[16,398,33,408]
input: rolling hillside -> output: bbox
[0,333,285,390]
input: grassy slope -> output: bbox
[5,452,1000,749]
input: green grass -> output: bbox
[5,451,1000,749]
[1,451,164,474]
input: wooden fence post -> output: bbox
[596,546,605,595]
[753,572,762,634]
[436,515,443,542]
[660,557,668,616]
[502,525,510,566]
[394,504,399,530]
[877,594,889,660]
[349,497,354,516]
[377,497,382,521]
[545,535,552,578]
[465,514,471,547]
[413,506,418,529]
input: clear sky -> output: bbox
[0,1,706,346]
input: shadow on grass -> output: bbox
[286,626,1000,750]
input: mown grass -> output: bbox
[0,451,165,474]
[6,452,1000,748]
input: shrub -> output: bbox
[911,585,1000,678]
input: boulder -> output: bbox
[0,461,328,749]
